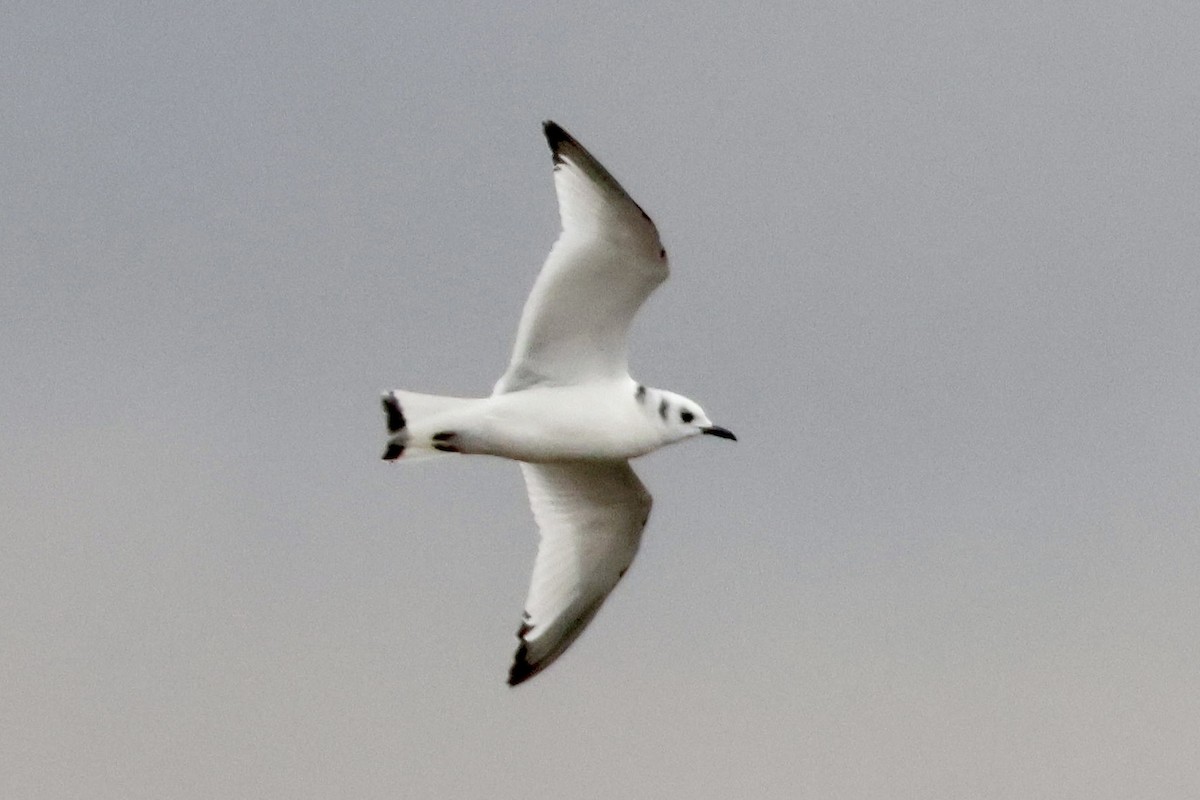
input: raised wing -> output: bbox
[508,460,652,685]
[493,122,669,394]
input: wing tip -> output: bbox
[540,120,659,230]
[543,120,575,169]
[507,641,539,686]
[507,613,540,686]
[542,119,571,149]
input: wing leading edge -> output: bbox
[508,460,652,685]
[494,122,669,395]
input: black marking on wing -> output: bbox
[541,120,656,226]
[635,384,646,403]
[659,398,669,421]
[382,394,406,433]
[508,641,536,686]
[508,612,536,686]
[382,442,404,461]
[543,120,571,162]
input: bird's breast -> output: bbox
[475,384,660,462]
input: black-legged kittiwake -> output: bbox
[381,121,736,686]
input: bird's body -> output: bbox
[390,379,682,463]
[381,121,734,685]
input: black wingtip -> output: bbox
[381,442,404,461]
[507,642,537,687]
[543,120,569,147]
[382,393,406,434]
[507,613,538,686]
[542,120,575,167]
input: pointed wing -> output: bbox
[494,122,669,394]
[508,460,653,685]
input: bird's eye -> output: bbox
[680,410,695,424]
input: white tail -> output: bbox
[380,390,481,461]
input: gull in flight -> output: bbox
[381,121,736,685]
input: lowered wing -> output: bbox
[508,460,652,685]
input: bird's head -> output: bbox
[642,386,736,445]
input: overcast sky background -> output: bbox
[4,2,1199,798]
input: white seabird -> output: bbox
[381,121,735,685]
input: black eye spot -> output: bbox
[680,410,695,424]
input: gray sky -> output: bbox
[4,2,1199,798]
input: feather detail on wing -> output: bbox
[494,122,668,394]
[508,460,652,685]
